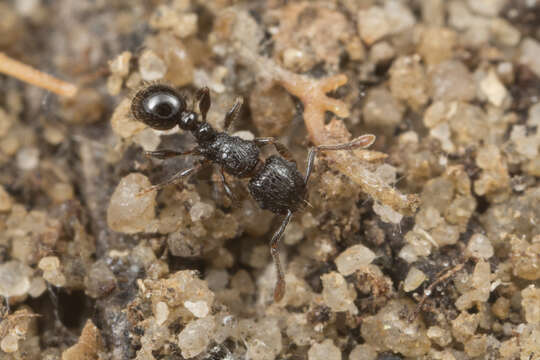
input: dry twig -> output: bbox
[235,46,419,216]
[0,52,78,98]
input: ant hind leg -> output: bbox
[137,160,208,196]
[269,210,293,302]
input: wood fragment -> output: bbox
[235,46,420,215]
[0,52,78,98]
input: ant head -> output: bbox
[131,84,186,130]
[194,122,216,142]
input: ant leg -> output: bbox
[219,166,236,201]
[195,87,210,122]
[224,97,243,131]
[144,148,197,160]
[270,210,293,302]
[254,137,295,164]
[137,160,208,196]
[304,134,376,184]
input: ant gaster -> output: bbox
[131,83,376,302]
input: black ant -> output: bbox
[131,83,375,301]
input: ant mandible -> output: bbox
[131,83,375,302]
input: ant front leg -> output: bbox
[270,210,293,302]
[144,148,197,160]
[137,159,209,196]
[304,134,376,185]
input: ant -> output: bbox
[131,83,375,302]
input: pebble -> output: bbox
[429,60,476,102]
[418,27,457,66]
[521,286,540,324]
[16,147,39,171]
[361,299,431,357]
[138,49,167,81]
[349,344,377,360]
[334,244,376,276]
[38,256,66,287]
[520,38,540,78]
[184,300,210,318]
[0,260,32,298]
[427,326,452,347]
[155,301,169,325]
[479,70,508,107]
[321,272,358,314]
[357,2,415,45]
[389,55,428,110]
[107,173,157,234]
[467,0,507,17]
[177,316,215,358]
[308,339,341,360]
[403,266,427,292]
[465,234,494,259]
[0,185,13,212]
[362,87,404,132]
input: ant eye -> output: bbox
[131,84,186,130]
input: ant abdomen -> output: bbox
[131,84,186,130]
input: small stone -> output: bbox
[184,300,210,318]
[308,339,341,360]
[467,0,507,16]
[421,0,444,26]
[427,326,452,347]
[155,301,169,325]
[510,237,540,280]
[418,27,457,66]
[321,272,358,314]
[451,312,479,343]
[389,55,428,110]
[520,38,540,78]
[373,202,403,224]
[110,98,146,138]
[491,297,510,320]
[521,286,540,324]
[369,41,395,64]
[283,221,304,245]
[172,13,198,38]
[0,107,14,137]
[361,299,431,357]
[0,262,32,299]
[61,320,103,360]
[139,49,167,81]
[479,70,508,107]
[464,335,487,357]
[528,102,540,127]
[466,234,494,259]
[429,60,476,102]
[189,201,214,222]
[28,277,47,298]
[242,318,282,360]
[0,185,13,212]
[334,244,376,276]
[16,147,39,171]
[349,344,377,360]
[109,51,131,77]
[362,87,405,133]
[1,333,19,353]
[490,18,521,46]
[403,267,427,292]
[84,260,117,298]
[357,6,390,45]
[177,316,215,358]
[107,173,157,234]
[38,256,66,288]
